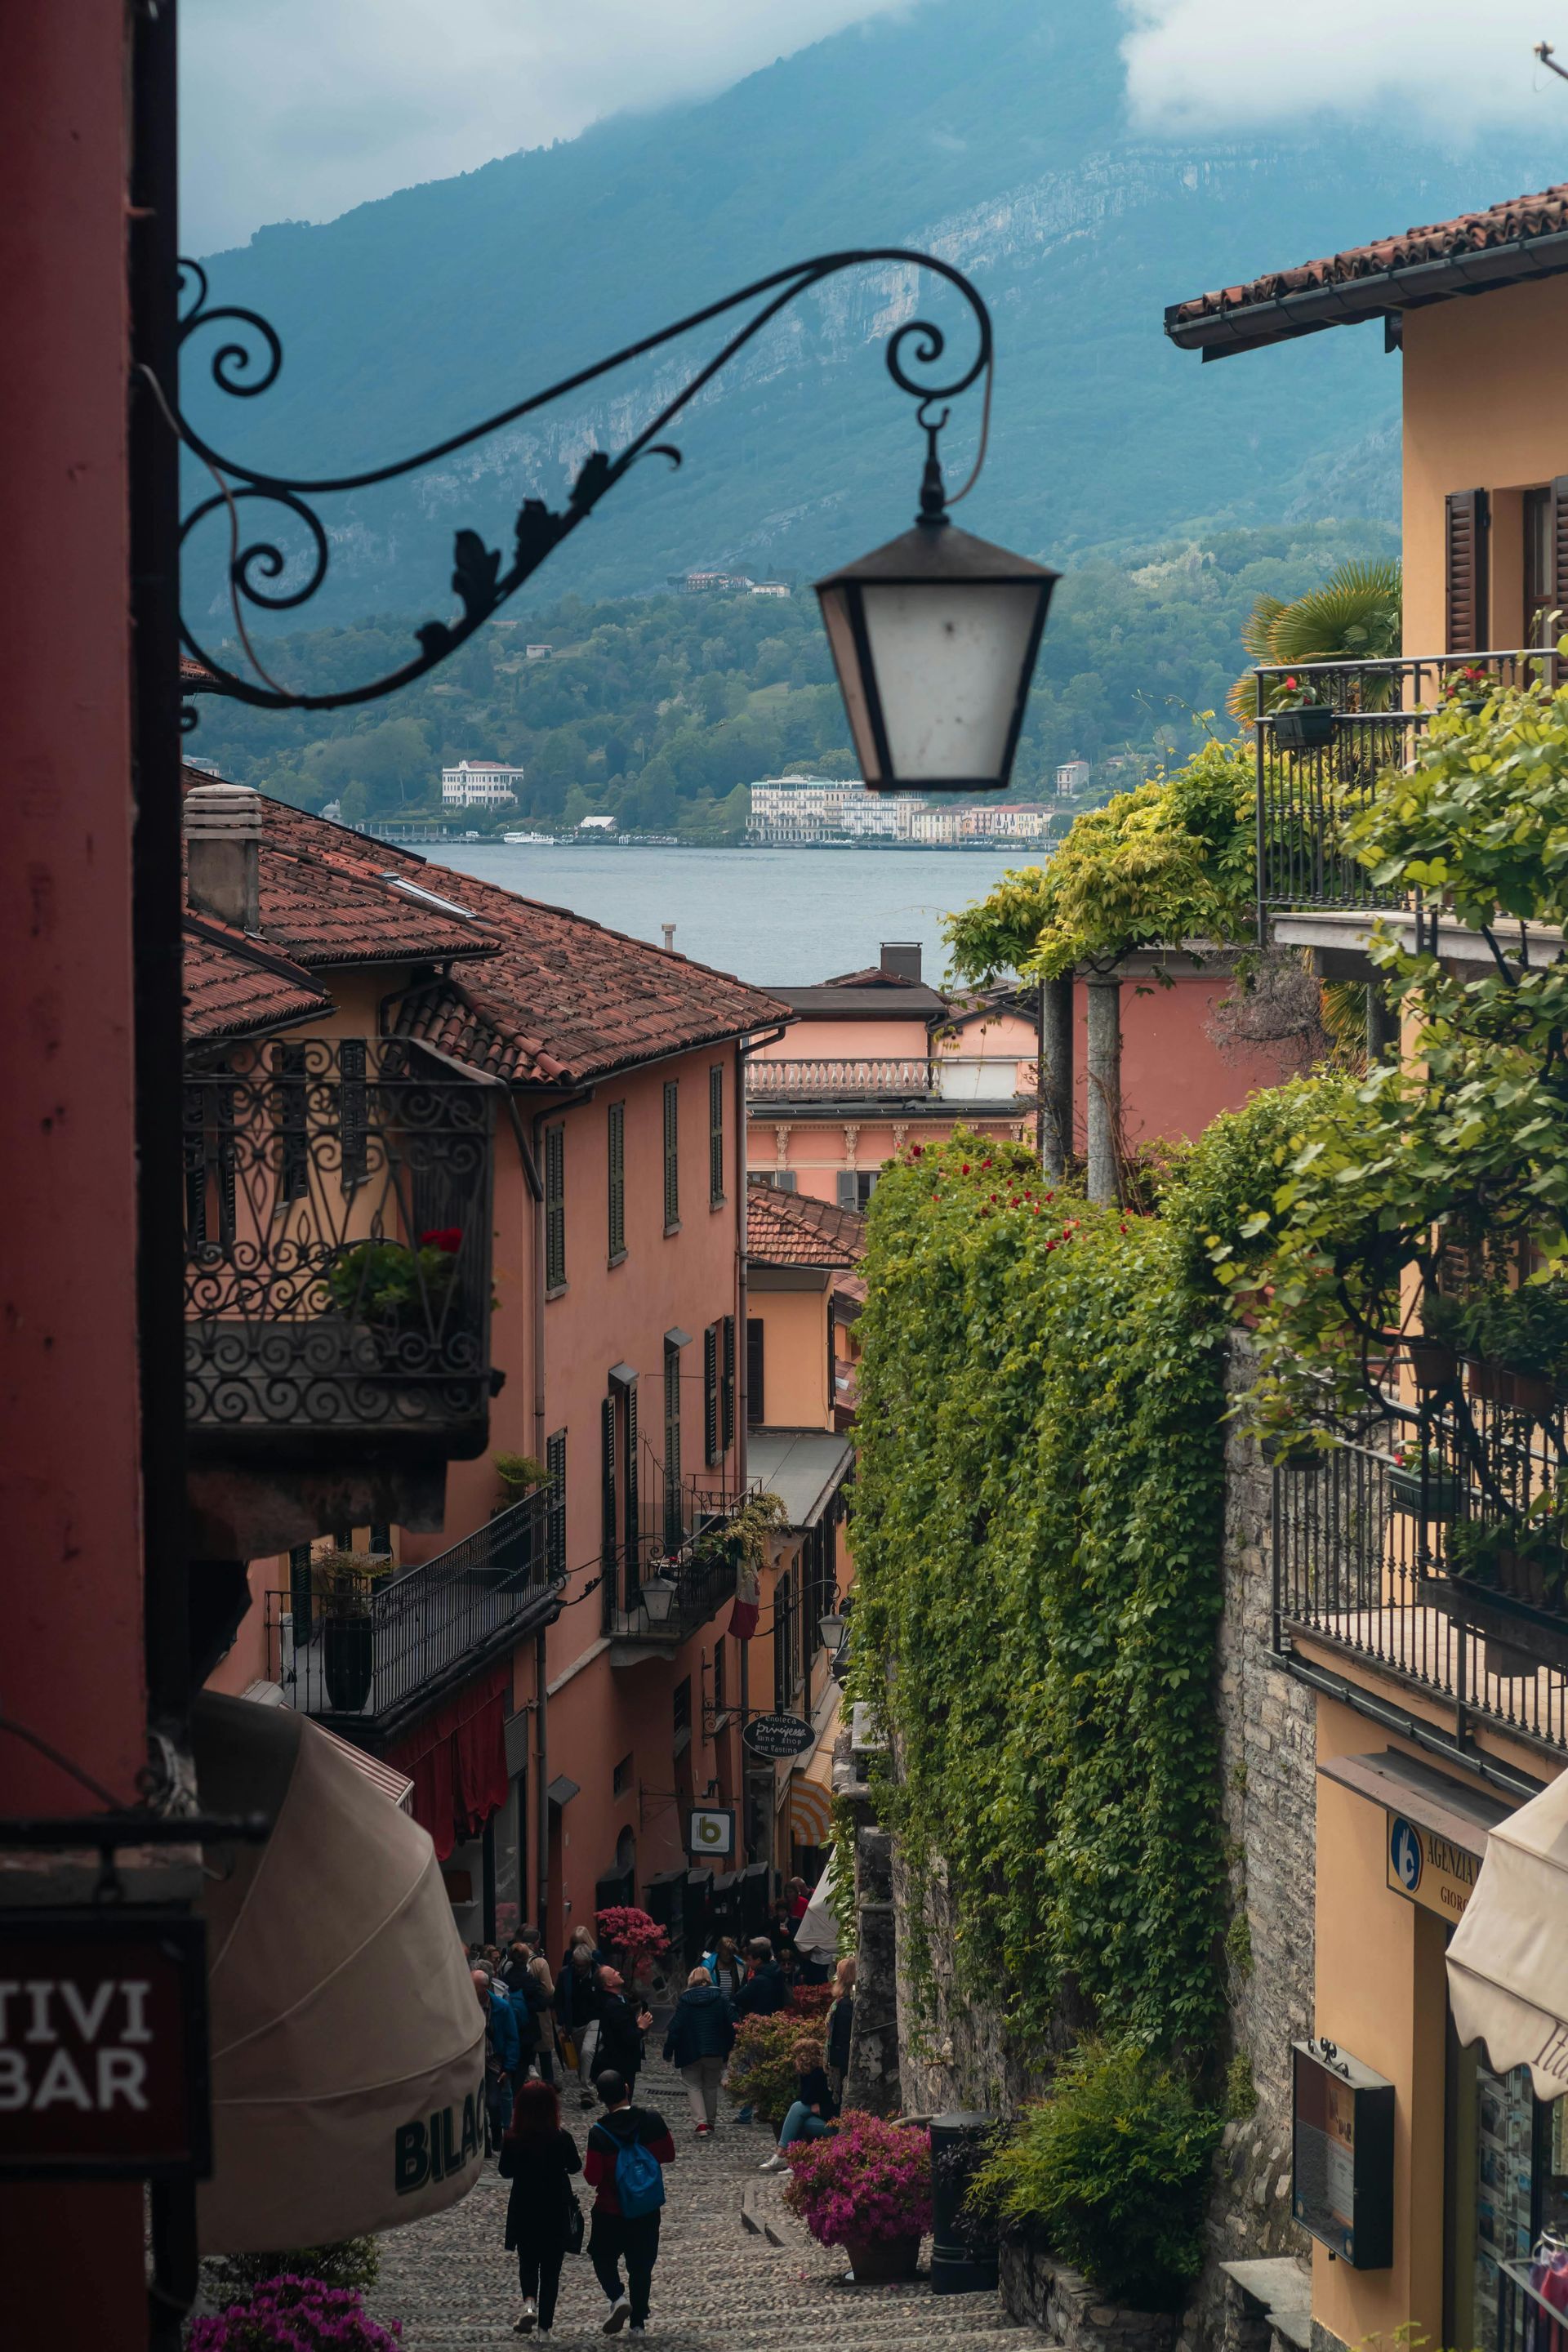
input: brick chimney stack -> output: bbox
[185,781,262,933]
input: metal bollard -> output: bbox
[929,2109,1000,2295]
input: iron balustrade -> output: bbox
[746,1056,1032,1102]
[266,1485,558,1731]
[184,1035,495,1451]
[1272,1408,1568,1759]
[602,1468,756,1646]
[1254,652,1537,920]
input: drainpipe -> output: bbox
[1085,975,1121,1205]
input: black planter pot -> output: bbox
[930,2112,1000,2295]
[1388,1467,1463,1521]
[323,1615,375,1710]
[1275,706,1335,750]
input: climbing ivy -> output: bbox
[844,1122,1283,2058]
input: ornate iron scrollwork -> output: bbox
[171,248,992,723]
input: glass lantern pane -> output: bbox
[859,580,1040,784]
[817,584,884,786]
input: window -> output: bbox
[662,1080,679,1229]
[276,1041,309,1205]
[612,1753,633,1798]
[837,1169,878,1211]
[767,1170,798,1192]
[368,1521,391,1558]
[709,1064,726,1206]
[544,1122,565,1290]
[288,1542,314,1642]
[704,1325,719,1467]
[339,1038,368,1190]
[663,1339,683,1548]
[673,1677,692,1735]
[713,1637,727,1715]
[746,1316,765,1426]
[773,1566,797,1710]
[546,1429,567,1582]
[185,1064,236,1250]
[607,1101,626,1262]
[721,1316,736,1454]
[601,1396,618,1584]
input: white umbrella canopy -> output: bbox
[795,1850,840,1964]
[192,1692,484,2253]
[1447,1762,1568,2100]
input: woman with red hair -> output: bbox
[499,2077,583,2336]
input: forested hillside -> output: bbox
[189,517,1396,831]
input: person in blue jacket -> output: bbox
[662,1967,736,2136]
[475,1965,521,2152]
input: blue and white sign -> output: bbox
[1388,1815,1423,1895]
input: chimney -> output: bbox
[880,941,921,985]
[185,782,262,933]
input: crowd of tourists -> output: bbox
[463,1900,857,2336]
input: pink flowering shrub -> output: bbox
[595,1904,670,1977]
[782,2111,933,2249]
[188,2275,402,2350]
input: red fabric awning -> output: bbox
[387,1662,511,1860]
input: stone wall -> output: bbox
[860,1337,1317,2347]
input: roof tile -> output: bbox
[183,920,328,1042]
[747,1182,868,1267]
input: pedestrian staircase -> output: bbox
[370,2051,1055,2350]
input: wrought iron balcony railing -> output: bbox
[602,1472,757,1649]
[1254,652,1537,920]
[1272,1401,1568,1759]
[265,1484,560,1734]
[184,1036,495,1458]
[746,1055,1034,1103]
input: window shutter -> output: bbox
[624,1379,639,1566]
[836,1170,858,1209]
[746,1316,765,1427]
[546,1429,567,1582]
[663,1339,683,1548]
[608,1102,626,1261]
[704,1324,719,1466]
[709,1064,725,1205]
[601,1396,617,1610]
[1550,478,1568,678]
[1445,488,1490,654]
[339,1038,368,1189]
[276,1041,310,1204]
[720,1314,736,1453]
[545,1123,566,1289]
[662,1080,679,1227]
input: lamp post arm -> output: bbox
[170,247,993,722]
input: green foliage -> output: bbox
[969,2039,1222,2310]
[726,2011,813,2124]
[1443,1282,1568,1377]
[849,1128,1238,2052]
[203,2240,380,2301]
[1228,558,1401,722]
[943,737,1254,982]
[1225,2052,1258,2119]
[327,1239,457,1325]
[494,1451,550,1496]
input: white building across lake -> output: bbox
[747,776,1050,847]
[441,759,525,808]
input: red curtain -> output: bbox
[387,1661,511,1862]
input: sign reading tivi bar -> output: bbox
[742,1713,815,1760]
[0,1913,210,2179]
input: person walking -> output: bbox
[825,1953,855,2104]
[499,2077,582,2337]
[594,1965,652,2102]
[662,1965,735,2136]
[702,1933,743,1999]
[759,2035,837,2172]
[475,1966,521,2152]
[527,1951,559,2085]
[584,2069,675,2336]
[733,1936,789,2018]
[556,1939,604,2111]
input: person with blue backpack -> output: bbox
[582,2069,675,2335]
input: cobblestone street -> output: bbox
[368,2053,1048,2350]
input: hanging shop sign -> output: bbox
[687,1807,737,1860]
[1291,2039,1394,2269]
[1386,1811,1481,1923]
[742,1713,815,1760]
[0,1912,210,2180]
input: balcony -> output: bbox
[184,1035,496,1469]
[1273,1401,1568,1760]
[1254,652,1536,920]
[265,1486,560,1737]
[602,1473,756,1658]
[746,1055,1034,1106]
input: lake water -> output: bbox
[434,842,1031,987]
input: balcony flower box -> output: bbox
[1388,1464,1463,1521]
[1263,1433,1325,1472]
[1274,706,1335,751]
[1406,1336,1458,1393]
[1463,1357,1557,1418]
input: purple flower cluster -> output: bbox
[188,2275,403,2352]
[782,2111,933,2250]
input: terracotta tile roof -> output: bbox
[747,1182,867,1268]
[1167,181,1568,356]
[821,964,919,988]
[182,918,328,1042]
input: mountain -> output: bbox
[182,0,1559,646]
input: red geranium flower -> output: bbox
[420,1227,462,1253]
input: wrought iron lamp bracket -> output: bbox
[170,248,993,728]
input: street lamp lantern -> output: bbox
[818,1605,848,1652]
[815,431,1058,795]
[640,1572,678,1628]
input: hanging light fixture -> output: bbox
[640,1572,678,1628]
[815,418,1058,795]
[818,1601,848,1652]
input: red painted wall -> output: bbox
[1,10,149,2341]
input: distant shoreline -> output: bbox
[385,834,1049,855]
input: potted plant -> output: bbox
[1272,676,1335,750]
[1444,1509,1568,1676]
[594,1904,670,1993]
[1388,1445,1463,1521]
[188,2275,402,2351]
[312,1550,389,1712]
[1408,1290,1462,1393]
[1456,1281,1568,1419]
[326,1228,461,1335]
[492,1450,549,1512]
[1438,663,1493,715]
[782,2110,933,2283]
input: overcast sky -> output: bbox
[183,0,1567,254]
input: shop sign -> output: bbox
[687,1807,736,1858]
[0,1912,210,2180]
[742,1713,814,1760]
[1292,2038,1395,2270]
[1386,1811,1481,1922]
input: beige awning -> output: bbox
[192,1691,485,2252]
[1446,1763,1568,2099]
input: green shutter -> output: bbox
[721,1314,736,1453]
[545,1122,566,1289]
[662,1080,679,1227]
[546,1429,567,1581]
[709,1064,725,1205]
[704,1324,719,1466]
[608,1101,626,1260]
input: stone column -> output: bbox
[1085,976,1121,1205]
[846,1825,902,2115]
[1038,974,1075,1178]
